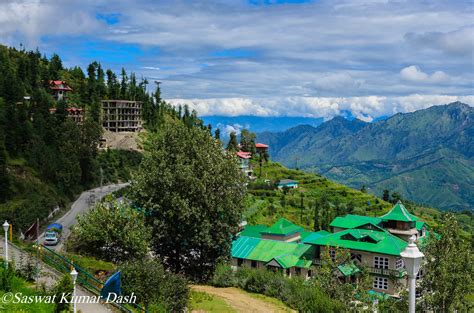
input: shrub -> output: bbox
[160,272,189,312]
[121,258,189,311]
[50,273,73,313]
[0,266,15,292]
[210,265,345,311]
[211,262,235,287]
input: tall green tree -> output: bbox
[239,129,256,152]
[419,214,473,311]
[0,99,10,202]
[131,122,246,280]
[226,131,239,152]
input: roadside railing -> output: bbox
[38,245,145,312]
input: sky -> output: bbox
[1,0,473,121]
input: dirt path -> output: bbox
[191,285,295,313]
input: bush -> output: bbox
[211,262,235,287]
[0,266,15,292]
[160,272,189,312]
[50,273,73,313]
[121,258,189,311]
[210,265,345,311]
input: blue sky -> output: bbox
[0,0,473,121]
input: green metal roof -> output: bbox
[337,262,360,277]
[261,218,304,236]
[330,214,382,229]
[301,230,330,242]
[305,228,408,256]
[231,236,314,268]
[239,224,268,238]
[415,221,426,231]
[379,201,419,222]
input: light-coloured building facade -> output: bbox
[102,100,142,132]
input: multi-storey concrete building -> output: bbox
[101,100,142,132]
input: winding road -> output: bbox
[2,183,129,312]
[40,183,129,250]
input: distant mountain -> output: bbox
[201,115,324,134]
[257,102,474,211]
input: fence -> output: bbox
[39,245,144,312]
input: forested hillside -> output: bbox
[0,44,204,232]
[244,161,473,240]
[257,103,474,211]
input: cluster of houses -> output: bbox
[47,80,143,133]
[232,201,430,297]
[235,143,269,179]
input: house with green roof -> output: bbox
[260,218,304,242]
[231,235,316,278]
[231,202,429,296]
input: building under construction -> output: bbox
[101,100,143,132]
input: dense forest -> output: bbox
[0,44,205,231]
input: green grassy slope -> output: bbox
[245,161,473,239]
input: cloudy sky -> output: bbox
[1,0,473,121]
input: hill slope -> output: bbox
[257,102,474,211]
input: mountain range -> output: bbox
[257,102,474,211]
[201,115,324,135]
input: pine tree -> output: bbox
[120,68,128,99]
[0,98,10,202]
[226,131,239,152]
[214,128,221,141]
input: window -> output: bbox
[286,269,290,276]
[374,256,389,269]
[373,277,388,290]
[251,261,257,268]
[237,258,244,266]
[295,267,301,276]
[329,248,336,261]
[395,258,404,270]
[351,253,362,263]
[307,270,312,278]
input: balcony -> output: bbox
[369,267,406,278]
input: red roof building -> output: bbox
[255,143,269,153]
[48,80,73,101]
[49,107,84,123]
[236,151,252,159]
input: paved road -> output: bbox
[1,238,115,312]
[40,183,129,251]
[6,183,128,312]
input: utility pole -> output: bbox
[100,167,103,192]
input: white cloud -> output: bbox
[142,66,160,71]
[400,66,450,83]
[167,95,474,121]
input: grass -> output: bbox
[246,161,473,240]
[242,289,294,312]
[246,161,391,229]
[189,291,236,312]
[0,270,55,313]
[65,253,116,278]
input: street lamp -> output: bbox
[400,235,424,313]
[2,221,9,268]
[70,267,78,313]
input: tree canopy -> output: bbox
[69,198,151,263]
[131,121,246,281]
